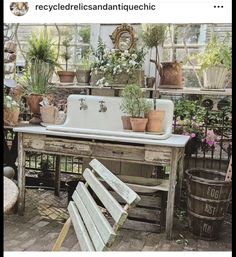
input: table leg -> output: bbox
[54,155,61,196]
[176,148,185,204]
[17,132,26,215]
[165,148,179,239]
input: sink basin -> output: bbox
[46,95,174,140]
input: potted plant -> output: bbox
[90,39,146,87]
[78,25,90,44]
[141,24,167,132]
[120,84,152,132]
[75,50,91,84]
[17,28,59,124]
[195,34,232,90]
[57,30,75,83]
[4,94,20,126]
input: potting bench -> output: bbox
[13,126,189,239]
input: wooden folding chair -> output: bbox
[52,158,141,251]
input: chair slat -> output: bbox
[72,191,107,251]
[76,182,116,246]
[89,159,141,206]
[68,202,95,251]
[83,168,128,224]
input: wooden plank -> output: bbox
[72,191,107,251]
[83,168,128,225]
[89,159,141,206]
[76,182,116,246]
[52,217,72,251]
[110,191,162,209]
[225,157,232,181]
[128,207,161,222]
[166,148,179,239]
[68,202,95,251]
[17,132,26,215]
[123,219,161,233]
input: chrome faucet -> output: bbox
[79,98,88,110]
[99,100,107,112]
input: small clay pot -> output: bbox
[146,110,165,133]
[130,117,148,132]
[121,116,132,130]
[58,71,75,83]
[26,94,44,124]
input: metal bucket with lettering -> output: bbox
[185,168,232,240]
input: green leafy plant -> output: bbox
[27,30,58,66]
[60,29,74,71]
[79,26,90,43]
[120,84,152,118]
[77,49,91,70]
[195,34,232,72]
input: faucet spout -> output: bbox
[99,100,107,112]
[79,98,88,110]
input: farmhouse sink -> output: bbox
[46,95,174,140]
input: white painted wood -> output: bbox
[68,202,95,251]
[13,127,190,147]
[83,168,128,224]
[72,191,107,251]
[75,182,116,245]
[90,159,141,206]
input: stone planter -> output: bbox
[75,69,91,84]
[203,65,228,90]
[40,106,59,124]
[90,69,144,87]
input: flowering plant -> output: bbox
[91,39,146,86]
[4,95,20,110]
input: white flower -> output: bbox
[104,82,109,87]
[132,54,137,59]
[124,50,129,57]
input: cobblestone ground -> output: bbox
[4,189,232,251]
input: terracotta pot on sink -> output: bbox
[26,94,44,124]
[121,116,132,130]
[130,117,148,132]
[146,110,165,133]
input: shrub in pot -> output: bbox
[120,84,151,132]
[57,31,75,83]
[194,34,232,90]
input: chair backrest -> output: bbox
[68,159,141,251]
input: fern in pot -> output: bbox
[120,84,151,132]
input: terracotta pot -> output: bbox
[130,117,148,132]
[159,62,183,89]
[4,108,20,126]
[146,110,165,133]
[121,116,132,130]
[26,94,44,124]
[75,69,91,84]
[40,106,59,124]
[58,71,75,83]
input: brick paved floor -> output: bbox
[4,189,232,251]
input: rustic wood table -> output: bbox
[4,176,19,214]
[13,126,189,239]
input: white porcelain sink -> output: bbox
[46,95,174,140]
